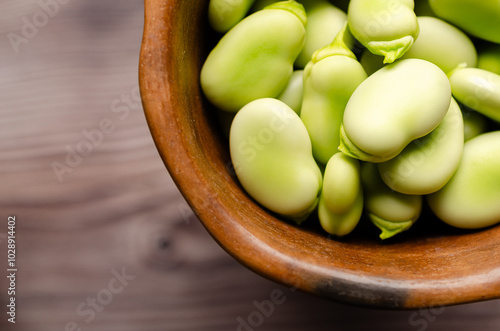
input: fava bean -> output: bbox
[362,163,422,239]
[294,0,347,68]
[360,16,477,75]
[448,65,500,123]
[378,98,464,195]
[318,153,363,236]
[201,1,306,112]
[401,16,477,73]
[429,0,500,43]
[340,58,451,163]
[229,98,322,222]
[276,70,304,114]
[347,0,419,63]
[318,188,363,237]
[427,131,500,229]
[322,153,362,214]
[301,24,367,164]
[252,0,347,68]
[252,0,291,11]
[208,0,256,33]
[252,0,321,13]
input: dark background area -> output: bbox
[0,1,498,330]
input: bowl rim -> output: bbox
[139,0,500,309]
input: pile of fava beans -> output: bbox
[200,0,500,239]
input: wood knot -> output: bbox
[134,219,183,271]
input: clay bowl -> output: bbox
[139,0,500,309]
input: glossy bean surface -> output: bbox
[295,0,347,68]
[362,163,422,239]
[340,58,451,163]
[378,98,464,195]
[301,25,367,164]
[201,1,306,112]
[318,153,363,236]
[449,66,500,123]
[348,0,419,63]
[276,70,304,114]
[208,0,256,33]
[430,0,500,43]
[230,98,322,221]
[428,131,500,229]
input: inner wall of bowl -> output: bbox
[156,0,500,308]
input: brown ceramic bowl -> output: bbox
[139,0,500,309]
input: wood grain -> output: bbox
[0,0,499,330]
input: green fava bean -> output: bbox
[252,0,324,13]
[300,24,368,165]
[322,153,362,214]
[276,70,304,114]
[229,98,322,222]
[252,0,347,68]
[201,1,307,113]
[318,153,363,236]
[427,131,500,229]
[251,0,289,11]
[378,98,464,195]
[347,0,419,64]
[294,0,347,68]
[449,65,500,123]
[340,59,451,163]
[429,0,500,44]
[318,189,363,237]
[360,16,477,75]
[362,162,423,240]
[208,0,256,33]
[401,16,477,74]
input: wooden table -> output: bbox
[1,1,498,330]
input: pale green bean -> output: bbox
[360,16,477,75]
[318,188,363,236]
[276,70,304,114]
[208,0,256,33]
[229,98,322,222]
[294,0,347,68]
[449,65,500,123]
[430,0,500,43]
[201,1,306,112]
[362,162,422,239]
[322,153,361,214]
[340,59,451,163]
[378,98,464,195]
[428,131,500,229]
[318,153,363,236]
[347,0,419,63]
[301,24,367,164]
